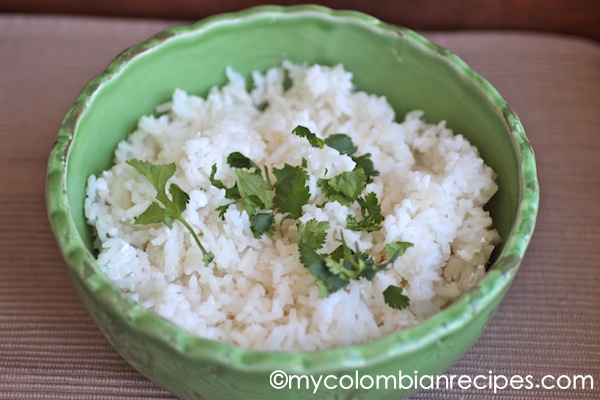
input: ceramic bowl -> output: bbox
[46,5,539,399]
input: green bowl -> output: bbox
[46,5,539,399]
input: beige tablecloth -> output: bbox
[1,14,599,400]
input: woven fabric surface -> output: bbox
[0,15,599,400]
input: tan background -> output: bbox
[1,2,599,399]
[2,0,599,41]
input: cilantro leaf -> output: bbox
[346,192,384,232]
[332,237,371,279]
[321,258,354,293]
[324,133,357,155]
[358,192,383,221]
[345,216,364,232]
[273,163,310,219]
[297,219,330,249]
[298,244,328,282]
[292,125,325,148]
[296,223,349,297]
[318,168,367,206]
[297,231,369,297]
[212,153,276,235]
[227,151,261,172]
[169,183,189,214]
[209,164,225,189]
[249,212,274,238]
[358,241,413,281]
[126,160,175,204]
[297,223,414,301]
[235,169,273,212]
[384,241,413,259]
[323,132,378,183]
[214,153,274,221]
[324,256,357,281]
[352,153,379,183]
[133,202,171,226]
[216,203,232,219]
[297,243,348,297]
[210,164,240,201]
[361,241,413,280]
[126,159,214,266]
[383,285,410,310]
[323,256,347,277]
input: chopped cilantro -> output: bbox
[297,219,330,249]
[296,223,413,306]
[352,153,379,183]
[126,159,214,266]
[210,155,275,237]
[216,203,232,219]
[126,124,412,303]
[298,243,348,297]
[292,126,378,183]
[249,212,274,238]
[209,164,240,200]
[346,192,384,232]
[324,133,357,155]
[209,164,225,189]
[383,285,410,310]
[318,168,367,206]
[227,151,261,172]
[384,241,414,259]
[323,132,378,183]
[292,125,325,148]
[273,163,310,219]
[235,169,273,212]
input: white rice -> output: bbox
[84,62,500,351]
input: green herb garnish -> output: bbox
[211,153,275,236]
[324,133,358,155]
[209,164,240,206]
[297,219,330,249]
[353,153,378,183]
[212,151,311,236]
[126,159,214,267]
[323,131,379,183]
[227,151,261,171]
[127,125,411,309]
[296,218,412,308]
[383,285,410,310]
[294,126,378,204]
[235,169,273,213]
[273,162,310,219]
[249,212,275,238]
[384,241,414,258]
[346,192,384,232]
[292,125,325,148]
[318,168,367,206]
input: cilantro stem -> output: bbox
[177,217,214,266]
[126,159,215,267]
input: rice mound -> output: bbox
[84,62,500,351]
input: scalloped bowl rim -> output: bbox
[46,4,539,372]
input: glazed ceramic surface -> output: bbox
[46,5,539,399]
